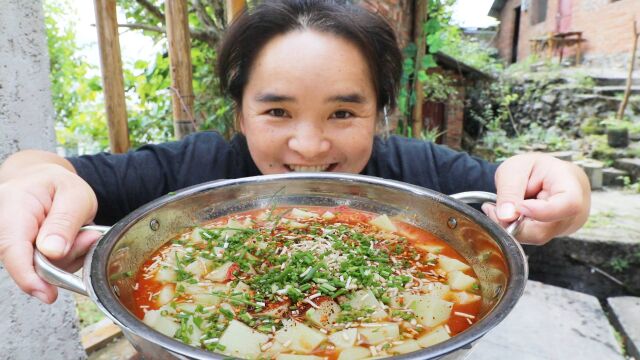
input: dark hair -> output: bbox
[217,0,403,112]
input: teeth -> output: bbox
[289,164,331,172]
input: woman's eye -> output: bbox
[268,108,288,117]
[332,110,353,119]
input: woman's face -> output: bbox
[239,30,378,174]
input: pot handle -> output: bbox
[450,191,524,238]
[34,225,111,297]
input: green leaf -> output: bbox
[427,34,444,53]
[424,18,441,34]
[134,59,148,70]
[87,78,103,92]
[421,55,437,69]
[403,42,417,58]
[417,70,428,83]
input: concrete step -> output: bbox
[469,281,624,360]
[592,76,640,87]
[594,86,640,96]
[614,158,640,182]
[607,296,640,360]
[81,317,123,353]
[87,335,138,360]
[603,167,629,187]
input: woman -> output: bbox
[0,0,590,304]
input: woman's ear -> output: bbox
[236,111,245,134]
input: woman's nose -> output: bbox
[287,122,331,159]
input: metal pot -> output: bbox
[35,173,527,360]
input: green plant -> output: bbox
[609,258,630,273]
[422,72,458,103]
[583,210,615,229]
[45,0,237,153]
[581,117,605,135]
[576,74,596,89]
[601,116,633,130]
[420,127,447,142]
[619,176,640,193]
[45,0,108,153]
[396,0,490,137]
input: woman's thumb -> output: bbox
[35,183,97,260]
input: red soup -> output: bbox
[132,206,482,360]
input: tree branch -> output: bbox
[118,23,165,33]
[206,0,227,29]
[117,23,221,46]
[194,0,216,29]
[134,0,165,23]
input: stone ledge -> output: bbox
[607,296,640,360]
[469,281,624,360]
[574,189,640,244]
[524,236,640,300]
[614,158,640,182]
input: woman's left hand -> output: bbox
[481,153,591,245]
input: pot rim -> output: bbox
[87,173,528,360]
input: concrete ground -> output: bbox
[469,188,640,360]
[576,188,640,244]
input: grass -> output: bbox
[583,210,616,229]
[74,293,105,329]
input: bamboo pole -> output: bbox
[411,0,428,138]
[617,20,639,120]
[165,0,196,139]
[93,0,130,153]
[226,0,246,24]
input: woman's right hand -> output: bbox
[0,158,99,304]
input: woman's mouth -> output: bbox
[285,163,337,172]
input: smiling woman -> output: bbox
[216,0,401,175]
[239,31,377,174]
[0,0,590,316]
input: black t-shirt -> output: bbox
[68,132,498,225]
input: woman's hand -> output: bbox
[482,153,591,245]
[0,153,99,303]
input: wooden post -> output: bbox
[93,0,130,153]
[411,0,428,138]
[576,33,582,65]
[617,21,639,120]
[165,0,196,139]
[226,0,246,24]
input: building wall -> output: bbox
[0,0,86,358]
[359,0,414,48]
[494,0,640,68]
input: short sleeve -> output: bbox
[363,136,497,195]
[68,132,242,225]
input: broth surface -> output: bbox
[132,206,481,359]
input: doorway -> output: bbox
[511,6,521,63]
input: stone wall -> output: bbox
[492,0,640,69]
[0,0,85,358]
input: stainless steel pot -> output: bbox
[35,173,527,360]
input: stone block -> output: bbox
[545,150,575,162]
[470,281,624,360]
[575,159,603,190]
[607,296,640,360]
[603,167,629,186]
[614,158,640,182]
